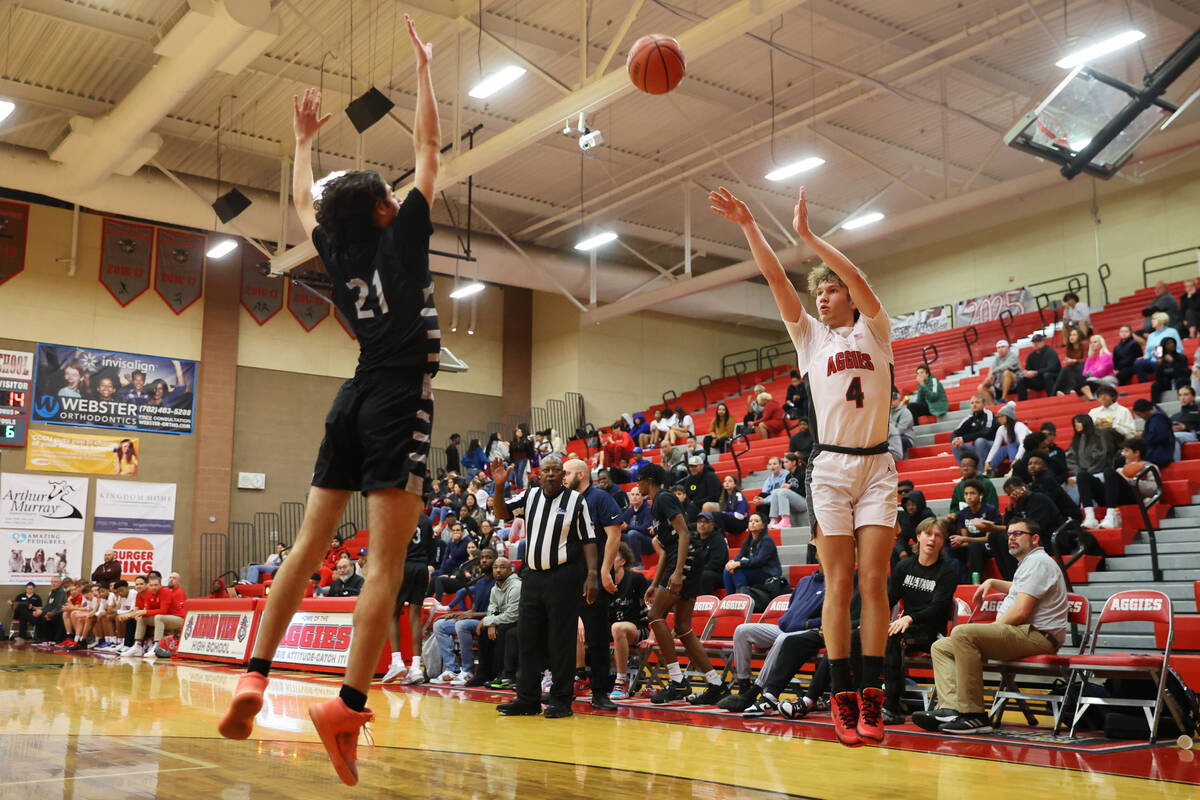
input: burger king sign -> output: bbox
[91,532,173,580]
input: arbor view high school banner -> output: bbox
[4,530,85,585]
[32,343,196,434]
[100,219,153,306]
[0,200,29,288]
[89,533,174,581]
[154,228,205,314]
[25,429,141,476]
[0,473,87,531]
[94,480,175,533]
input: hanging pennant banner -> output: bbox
[155,228,205,314]
[288,276,330,331]
[240,242,284,325]
[0,200,30,288]
[100,219,154,306]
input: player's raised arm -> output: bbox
[709,187,807,325]
[792,186,881,319]
[290,89,333,251]
[407,15,439,205]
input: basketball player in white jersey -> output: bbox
[711,186,896,747]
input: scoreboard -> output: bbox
[0,385,29,447]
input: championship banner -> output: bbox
[94,480,175,533]
[288,278,330,331]
[90,532,174,581]
[240,243,284,325]
[25,429,140,475]
[890,305,952,341]
[0,473,87,531]
[955,287,1035,327]
[0,200,30,288]
[177,599,260,664]
[3,529,85,584]
[154,228,205,314]
[0,349,34,383]
[100,219,154,306]
[32,343,196,434]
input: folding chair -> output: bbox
[756,594,791,625]
[631,595,718,692]
[1064,589,1183,742]
[699,593,755,683]
[914,592,1004,711]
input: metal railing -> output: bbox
[1034,293,1061,330]
[279,502,304,542]
[199,532,229,594]
[528,406,549,435]
[721,347,760,377]
[227,522,257,576]
[729,432,753,481]
[697,375,713,408]
[1027,271,1092,307]
[661,389,678,411]
[1142,245,1198,288]
[565,392,586,437]
[1097,263,1112,306]
[998,308,1015,346]
[1134,464,1166,582]
[962,326,980,375]
[547,397,568,438]
[921,343,939,370]
[487,421,505,439]
[342,493,368,532]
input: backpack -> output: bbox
[745,576,790,613]
[1103,668,1199,739]
[155,632,180,659]
[421,631,442,677]
[1050,678,1109,730]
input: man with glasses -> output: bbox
[913,516,1068,735]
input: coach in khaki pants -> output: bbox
[914,517,1069,735]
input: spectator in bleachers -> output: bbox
[1113,325,1143,385]
[983,402,1031,477]
[1154,337,1191,400]
[907,364,948,419]
[1025,454,1083,528]
[750,456,786,519]
[1140,280,1183,334]
[1081,333,1117,400]
[696,512,731,595]
[1181,279,1200,338]
[1090,384,1136,439]
[509,426,535,490]
[741,384,767,430]
[950,394,997,464]
[1038,421,1069,472]
[678,455,721,509]
[1018,334,1060,401]
[767,451,806,530]
[896,479,914,503]
[719,567,826,713]
[598,423,635,470]
[465,557,522,688]
[1133,311,1183,383]
[445,433,462,475]
[619,486,653,568]
[983,478,1060,579]
[328,556,364,597]
[91,550,122,588]
[431,541,487,599]
[1054,327,1088,396]
[460,492,485,531]
[784,371,808,419]
[889,389,915,460]
[649,408,671,447]
[486,432,510,464]
[354,548,367,577]
[893,489,935,567]
[596,470,628,510]
[462,438,486,479]
[627,448,652,481]
[1171,386,1200,447]
[1061,291,1091,341]
[1132,398,1174,468]
[1070,413,1116,529]
[755,393,785,440]
[704,403,736,453]
[788,417,814,459]
[432,552,498,685]
[671,483,701,525]
[1096,437,1160,530]
[1012,431,1068,486]
[608,543,652,700]
[723,513,782,596]
[659,443,685,482]
[951,480,1003,581]
[242,542,287,584]
[978,340,1020,404]
[432,523,472,590]
[883,518,958,724]
[666,406,696,445]
[915,516,1068,735]
[950,453,998,511]
[630,414,652,450]
[720,475,749,521]
[7,582,41,641]
[680,435,708,468]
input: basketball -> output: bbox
[1121,461,1145,479]
[626,34,685,95]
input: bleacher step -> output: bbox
[777,545,810,564]
[1171,505,1200,518]
[1075,581,1196,606]
[780,527,810,547]
[1085,568,1198,583]
[1123,541,1200,555]
[1096,554,1200,571]
[1157,517,1200,529]
[1133,529,1200,544]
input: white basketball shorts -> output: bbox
[806,450,898,536]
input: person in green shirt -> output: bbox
[908,364,949,419]
[949,453,998,512]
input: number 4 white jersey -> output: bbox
[784,309,893,449]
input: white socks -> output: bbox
[705,669,722,686]
[391,651,405,666]
[667,662,683,682]
[410,656,422,673]
[615,672,626,683]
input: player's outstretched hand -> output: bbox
[406,14,433,67]
[793,186,813,240]
[709,187,753,227]
[293,88,332,145]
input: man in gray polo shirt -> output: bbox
[913,516,1068,734]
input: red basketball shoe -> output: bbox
[308,697,375,786]
[831,691,862,747]
[217,671,269,740]
[857,687,886,744]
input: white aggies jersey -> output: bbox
[784,309,893,449]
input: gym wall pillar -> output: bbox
[502,286,532,423]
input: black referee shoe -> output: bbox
[590,694,618,711]
[650,680,690,705]
[543,704,574,719]
[496,701,542,716]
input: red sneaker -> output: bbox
[831,691,862,747]
[57,639,75,648]
[218,671,269,740]
[857,687,886,744]
[308,697,375,786]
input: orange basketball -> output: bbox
[627,34,685,95]
[1121,461,1144,479]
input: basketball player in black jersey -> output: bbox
[219,16,440,786]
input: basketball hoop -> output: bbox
[1034,112,1071,147]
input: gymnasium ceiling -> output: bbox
[1,0,1200,325]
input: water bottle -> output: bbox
[971,571,981,585]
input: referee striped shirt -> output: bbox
[504,486,596,571]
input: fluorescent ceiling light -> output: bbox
[206,239,238,259]
[0,100,14,125]
[449,281,485,299]
[841,212,884,231]
[1056,30,1145,69]
[575,231,618,251]
[469,65,527,99]
[764,157,825,182]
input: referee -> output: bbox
[491,454,598,718]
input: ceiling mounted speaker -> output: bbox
[345,87,395,134]
[212,187,252,224]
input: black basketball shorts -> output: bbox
[659,543,703,601]
[394,561,431,607]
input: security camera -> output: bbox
[579,129,604,151]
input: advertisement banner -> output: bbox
[288,279,330,331]
[100,219,154,306]
[240,243,284,325]
[90,532,174,582]
[25,429,141,475]
[154,228,205,314]
[0,473,87,531]
[3,529,85,584]
[955,287,1035,327]
[32,343,196,434]
[94,480,175,533]
[0,349,34,383]
[271,608,356,670]
[890,305,952,341]
[0,200,29,288]
[177,605,258,663]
